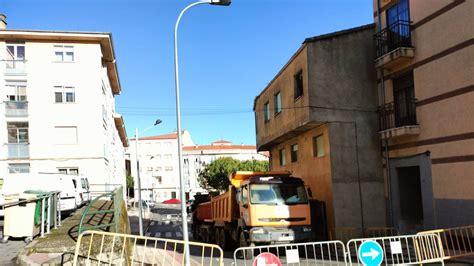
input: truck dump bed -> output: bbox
[210,186,236,224]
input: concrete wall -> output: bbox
[255,25,386,233]
[254,46,311,150]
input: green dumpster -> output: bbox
[23,190,54,225]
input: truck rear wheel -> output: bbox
[216,228,229,250]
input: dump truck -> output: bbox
[192,171,313,250]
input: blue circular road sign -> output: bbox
[358,240,383,266]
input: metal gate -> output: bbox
[346,233,445,265]
[73,230,224,266]
[418,225,474,261]
[234,240,347,266]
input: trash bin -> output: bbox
[1,193,39,243]
[24,190,54,226]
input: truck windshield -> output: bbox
[250,184,308,205]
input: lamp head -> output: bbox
[154,119,162,126]
[210,0,231,6]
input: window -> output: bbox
[165,166,173,171]
[164,142,172,149]
[171,192,177,199]
[7,122,29,143]
[264,102,270,122]
[155,167,162,172]
[155,155,162,160]
[6,43,25,70]
[312,135,325,157]
[274,92,282,114]
[291,144,298,163]
[9,163,30,174]
[294,70,303,99]
[393,72,416,127]
[241,185,249,205]
[387,0,410,27]
[155,176,162,184]
[6,80,27,101]
[279,149,286,166]
[58,167,79,175]
[147,167,153,174]
[54,45,74,62]
[54,86,75,103]
[164,192,168,198]
[55,126,78,144]
[164,154,172,160]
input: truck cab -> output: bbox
[233,172,313,245]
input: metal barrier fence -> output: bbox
[234,241,347,266]
[347,233,445,265]
[0,191,61,242]
[418,225,474,261]
[73,230,224,266]
[78,186,123,234]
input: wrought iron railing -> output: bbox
[374,20,413,58]
[5,101,28,117]
[78,186,123,234]
[379,100,417,131]
[7,143,30,158]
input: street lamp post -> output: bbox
[173,0,230,265]
[135,119,162,236]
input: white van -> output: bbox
[0,173,79,214]
[73,176,90,206]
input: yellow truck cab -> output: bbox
[233,171,313,245]
[192,171,313,250]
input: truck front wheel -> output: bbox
[238,231,255,259]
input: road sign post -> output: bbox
[358,240,384,266]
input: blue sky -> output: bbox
[2,0,373,145]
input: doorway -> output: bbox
[397,166,423,232]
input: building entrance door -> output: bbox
[396,166,423,233]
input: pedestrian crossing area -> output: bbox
[145,219,191,239]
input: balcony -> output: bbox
[5,101,28,117]
[379,100,419,139]
[374,21,414,69]
[7,143,30,158]
[4,59,27,75]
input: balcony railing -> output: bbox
[7,143,30,158]
[374,20,412,58]
[379,100,417,131]
[3,59,27,74]
[5,101,28,117]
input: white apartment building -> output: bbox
[0,16,128,189]
[129,131,194,202]
[183,140,269,197]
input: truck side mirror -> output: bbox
[242,203,248,209]
[307,187,313,198]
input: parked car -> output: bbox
[163,198,181,204]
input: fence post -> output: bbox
[47,195,51,234]
[40,197,45,237]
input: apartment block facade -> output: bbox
[128,131,194,202]
[373,0,474,231]
[183,140,269,196]
[254,25,386,237]
[0,17,128,188]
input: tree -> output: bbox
[126,174,135,198]
[198,157,269,192]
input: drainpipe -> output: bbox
[376,0,394,227]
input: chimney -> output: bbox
[0,14,6,30]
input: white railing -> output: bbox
[5,101,28,117]
[7,143,30,158]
